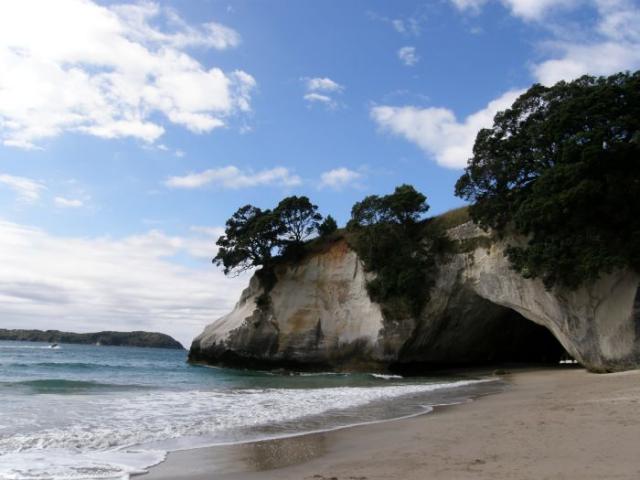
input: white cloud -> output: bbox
[392,19,407,33]
[532,1,640,85]
[319,168,363,190]
[54,196,84,208]
[306,77,344,92]
[502,0,579,21]
[303,93,334,104]
[398,46,420,66]
[303,76,344,108]
[0,174,45,202]
[190,225,225,238]
[450,0,577,20]
[0,220,245,347]
[165,166,302,189]
[450,0,488,14]
[0,0,255,149]
[367,11,424,36]
[371,89,523,168]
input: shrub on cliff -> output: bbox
[455,71,640,289]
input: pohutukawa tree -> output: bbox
[455,71,640,288]
[349,184,428,228]
[274,195,322,243]
[213,205,283,275]
[213,196,324,276]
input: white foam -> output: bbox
[370,374,403,379]
[0,448,166,480]
[0,379,489,479]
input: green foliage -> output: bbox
[274,195,322,243]
[348,185,439,318]
[214,196,324,276]
[349,184,428,227]
[213,205,283,275]
[318,215,338,237]
[455,71,640,288]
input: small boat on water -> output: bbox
[49,343,59,349]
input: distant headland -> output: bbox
[0,329,184,350]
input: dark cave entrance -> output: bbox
[391,294,568,375]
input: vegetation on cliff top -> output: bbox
[456,71,640,289]
[213,185,448,316]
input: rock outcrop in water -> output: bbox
[190,222,640,373]
[0,329,184,349]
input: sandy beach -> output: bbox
[143,367,640,480]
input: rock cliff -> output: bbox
[190,223,640,373]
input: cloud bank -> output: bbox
[0,0,255,149]
[0,220,245,347]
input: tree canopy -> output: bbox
[274,195,322,243]
[349,184,429,228]
[213,205,282,275]
[213,196,324,277]
[318,215,338,237]
[455,71,640,288]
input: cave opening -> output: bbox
[390,295,569,375]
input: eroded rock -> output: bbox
[190,224,640,373]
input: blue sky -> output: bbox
[0,0,638,345]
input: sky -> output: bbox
[0,0,639,347]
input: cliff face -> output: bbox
[191,241,386,370]
[190,224,640,373]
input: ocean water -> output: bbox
[0,340,498,479]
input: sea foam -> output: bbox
[0,379,488,479]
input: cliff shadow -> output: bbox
[391,291,567,375]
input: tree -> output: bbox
[213,205,283,275]
[318,215,338,237]
[274,195,323,243]
[349,184,429,228]
[347,185,437,317]
[455,71,640,288]
[385,184,429,225]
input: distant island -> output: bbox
[0,329,184,350]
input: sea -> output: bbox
[0,340,499,479]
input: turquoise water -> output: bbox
[0,340,495,479]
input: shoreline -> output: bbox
[142,367,640,479]
[136,376,503,477]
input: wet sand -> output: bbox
[143,368,640,479]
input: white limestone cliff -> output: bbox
[190,224,640,372]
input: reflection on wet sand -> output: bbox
[141,433,328,479]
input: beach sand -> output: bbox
[143,367,640,479]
